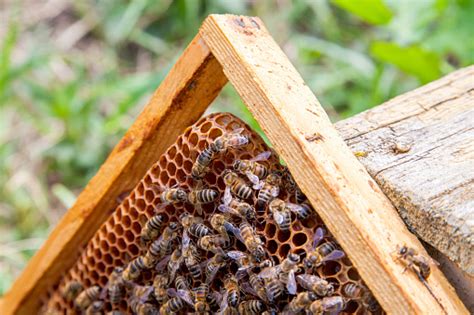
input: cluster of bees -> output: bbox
[57,122,435,315]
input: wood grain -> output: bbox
[335,66,474,275]
[1,35,228,314]
[200,14,467,314]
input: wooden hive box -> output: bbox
[1,14,469,314]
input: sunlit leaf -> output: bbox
[331,0,393,25]
[370,41,441,83]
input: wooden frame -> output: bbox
[2,14,467,314]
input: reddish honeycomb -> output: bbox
[41,113,382,314]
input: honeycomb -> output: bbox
[41,113,382,314]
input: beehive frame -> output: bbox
[2,14,467,314]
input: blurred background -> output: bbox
[0,0,472,294]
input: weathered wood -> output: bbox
[200,14,467,314]
[1,35,228,314]
[335,66,474,275]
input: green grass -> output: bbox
[0,0,472,295]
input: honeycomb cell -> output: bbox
[348,267,361,281]
[41,113,379,314]
[277,229,291,243]
[321,261,342,276]
[292,232,308,247]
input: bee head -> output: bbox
[168,221,179,230]
[176,189,188,202]
[399,245,408,255]
[288,253,300,263]
[233,160,242,170]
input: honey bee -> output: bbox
[210,213,237,241]
[145,222,180,266]
[194,282,210,313]
[197,235,230,254]
[180,212,210,239]
[259,253,300,295]
[188,188,218,215]
[104,267,125,305]
[130,284,154,304]
[182,238,202,280]
[130,301,158,315]
[106,311,124,315]
[268,198,292,231]
[192,146,217,180]
[256,171,282,208]
[153,274,169,304]
[224,275,240,308]
[285,291,318,314]
[160,296,187,315]
[158,186,188,206]
[262,276,284,303]
[309,296,347,314]
[283,168,306,203]
[62,280,83,302]
[304,227,345,269]
[155,248,183,283]
[123,256,147,281]
[223,171,253,201]
[175,274,190,291]
[204,250,228,283]
[85,300,104,315]
[140,214,164,245]
[396,244,437,279]
[233,151,271,188]
[74,285,100,310]
[296,274,334,297]
[238,300,265,315]
[212,127,249,153]
[218,197,256,221]
[241,272,268,303]
[234,221,265,262]
[342,282,367,299]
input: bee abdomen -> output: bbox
[234,185,252,200]
[109,285,123,304]
[189,223,210,237]
[168,297,185,312]
[197,189,218,203]
[239,300,265,314]
[175,275,188,291]
[257,189,272,205]
[186,261,201,279]
[319,242,338,256]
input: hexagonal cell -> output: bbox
[42,113,377,314]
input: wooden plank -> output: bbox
[2,35,228,314]
[335,66,474,275]
[200,14,467,314]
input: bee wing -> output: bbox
[246,171,261,188]
[155,255,171,271]
[251,151,272,162]
[222,187,232,205]
[217,290,229,315]
[182,230,190,251]
[258,266,277,279]
[312,227,325,249]
[177,289,195,306]
[296,274,312,289]
[273,211,285,226]
[226,250,246,260]
[225,223,244,244]
[241,282,258,297]
[270,186,280,197]
[99,285,109,300]
[232,127,244,135]
[286,270,297,295]
[285,202,304,214]
[236,267,250,280]
[322,250,345,263]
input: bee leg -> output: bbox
[196,203,203,216]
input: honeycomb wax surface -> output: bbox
[42,113,382,314]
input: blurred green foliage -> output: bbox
[0,0,472,295]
